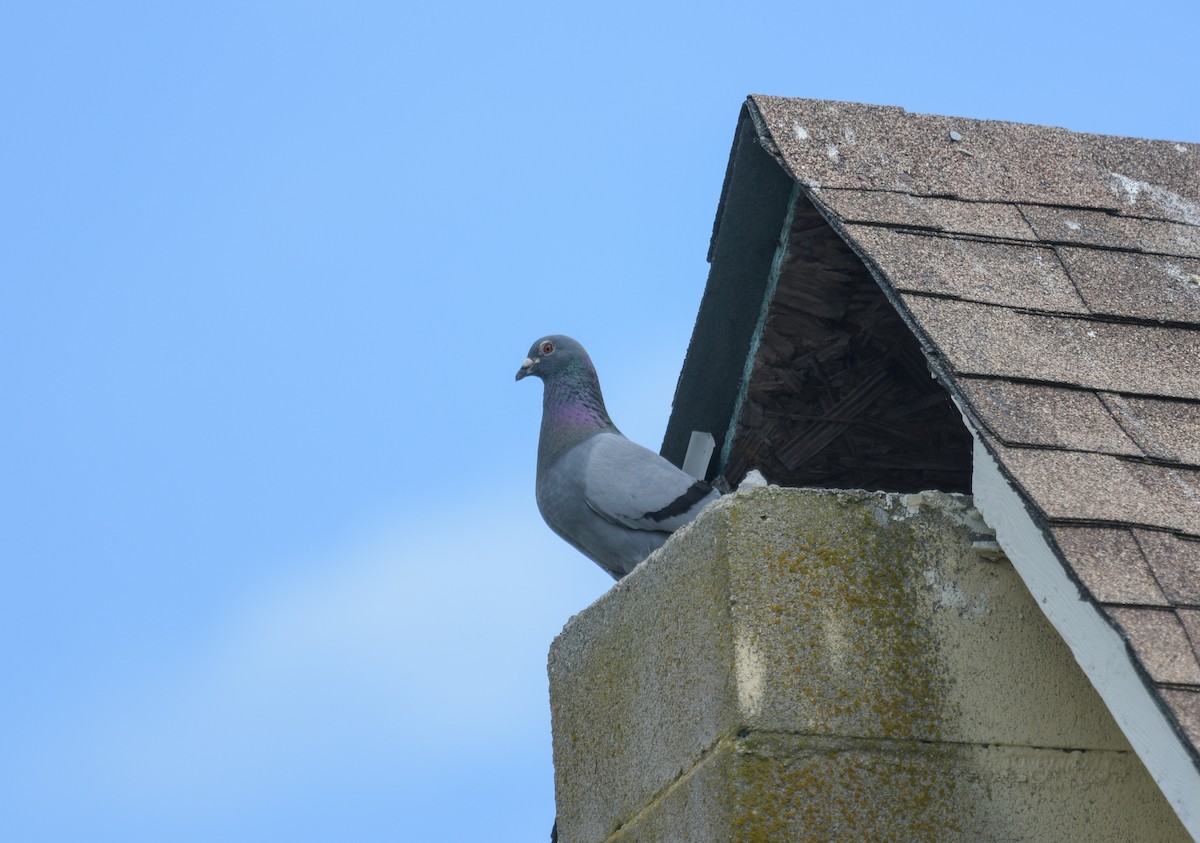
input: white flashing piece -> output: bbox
[682,431,716,481]
[970,433,1200,841]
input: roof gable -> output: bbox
[667,96,1200,838]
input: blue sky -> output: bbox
[2,2,1197,841]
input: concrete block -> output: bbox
[549,487,1188,842]
[608,733,1180,842]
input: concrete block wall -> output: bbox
[548,487,1188,842]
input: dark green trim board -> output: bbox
[719,182,801,475]
[660,104,794,473]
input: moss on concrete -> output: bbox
[550,487,1187,843]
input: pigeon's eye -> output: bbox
[540,341,555,356]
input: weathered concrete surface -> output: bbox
[604,734,1177,842]
[549,487,1188,842]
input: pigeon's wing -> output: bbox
[579,431,719,533]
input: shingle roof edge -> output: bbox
[746,94,1200,226]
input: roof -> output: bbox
[666,96,1200,837]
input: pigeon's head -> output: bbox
[515,335,590,382]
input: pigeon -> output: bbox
[516,335,720,579]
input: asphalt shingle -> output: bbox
[1161,689,1200,749]
[1020,205,1200,259]
[1105,607,1200,685]
[990,442,1200,534]
[957,378,1140,455]
[750,95,1200,218]
[1101,394,1200,465]
[841,227,1089,313]
[1134,530,1200,607]
[1058,248,1200,324]
[900,296,1200,400]
[1053,526,1168,606]
[815,190,1038,241]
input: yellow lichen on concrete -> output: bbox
[728,735,966,842]
[721,489,954,744]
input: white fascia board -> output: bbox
[969,430,1200,841]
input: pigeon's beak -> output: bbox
[515,357,537,381]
